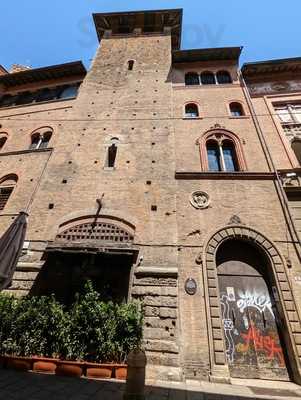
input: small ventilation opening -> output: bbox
[128,60,135,71]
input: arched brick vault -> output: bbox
[201,225,301,382]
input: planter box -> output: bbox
[114,364,128,381]
[85,363,113,379]
[32,357,57,374]
[5,356,32,372]
[56,360,84,378]
[2,354,127,381]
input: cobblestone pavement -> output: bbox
[0,369,301,400]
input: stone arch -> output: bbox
[55,214,135,246]
[202,224,301,383]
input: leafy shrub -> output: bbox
[0,281,143,363]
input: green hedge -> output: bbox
[0,281,143,363]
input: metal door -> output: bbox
[218,272,289,380]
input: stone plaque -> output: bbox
[185,278,197,295]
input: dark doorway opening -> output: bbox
[31,251,133,306]
[216,239,291,381]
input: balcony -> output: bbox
[278,170,301,190]
[282,122,301,136]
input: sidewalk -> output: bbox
[0,369,301,400]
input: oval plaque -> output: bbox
[185,278,197,295]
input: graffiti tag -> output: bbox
[220,294,236,364]
[236,290,274,316]
[239,324,285,367]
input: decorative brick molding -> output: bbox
[197,126,247,172]
[202,225,301,383]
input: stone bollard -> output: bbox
[123,349,147,400]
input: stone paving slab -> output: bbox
[0,369,301,400]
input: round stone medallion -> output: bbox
[190,191,210,209]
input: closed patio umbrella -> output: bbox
[0,212,28,290]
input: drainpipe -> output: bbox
[238,70,301,260]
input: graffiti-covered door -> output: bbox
[218,262,290,381]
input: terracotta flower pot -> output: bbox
[32,357,57,374]
[6,356,32,372]
[85,363,113,379]
[115,365,128,380]
[56,361,84,378]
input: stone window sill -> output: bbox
[183,117,203,120]
[229,116,250,119]
[103,167,116,171]
[0,148,53,157]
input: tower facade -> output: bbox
[0,9,301,384]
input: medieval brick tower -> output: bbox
[0,9,301,384]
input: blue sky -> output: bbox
[1,0,300,70]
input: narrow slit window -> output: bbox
[107,144,117,168]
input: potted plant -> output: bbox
[0,282,143,381]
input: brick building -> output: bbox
[0,8,301,384]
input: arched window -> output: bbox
[200,71,216,85]
[39,131,52,149]
[105,138,119,168]
[128,60,135,71]
[36,88,59,103]
[0,134,7,151]
[58,84,79,99]
[0,175,18,211]
[185,72,200,86]
[216,71,232,84]
[206,139,238,172]
[200,129,246,172]
[292,139,301,166]
[29,129,53,150]
[15,91,36,106]
[230,102,244,117]
[207,140,222,171]
[185,103,199,118]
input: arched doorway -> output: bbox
[217,239,290,381]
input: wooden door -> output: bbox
[218,265,290,381]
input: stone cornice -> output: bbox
[175,171,276,180]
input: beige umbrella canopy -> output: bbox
[0,212,27,290]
